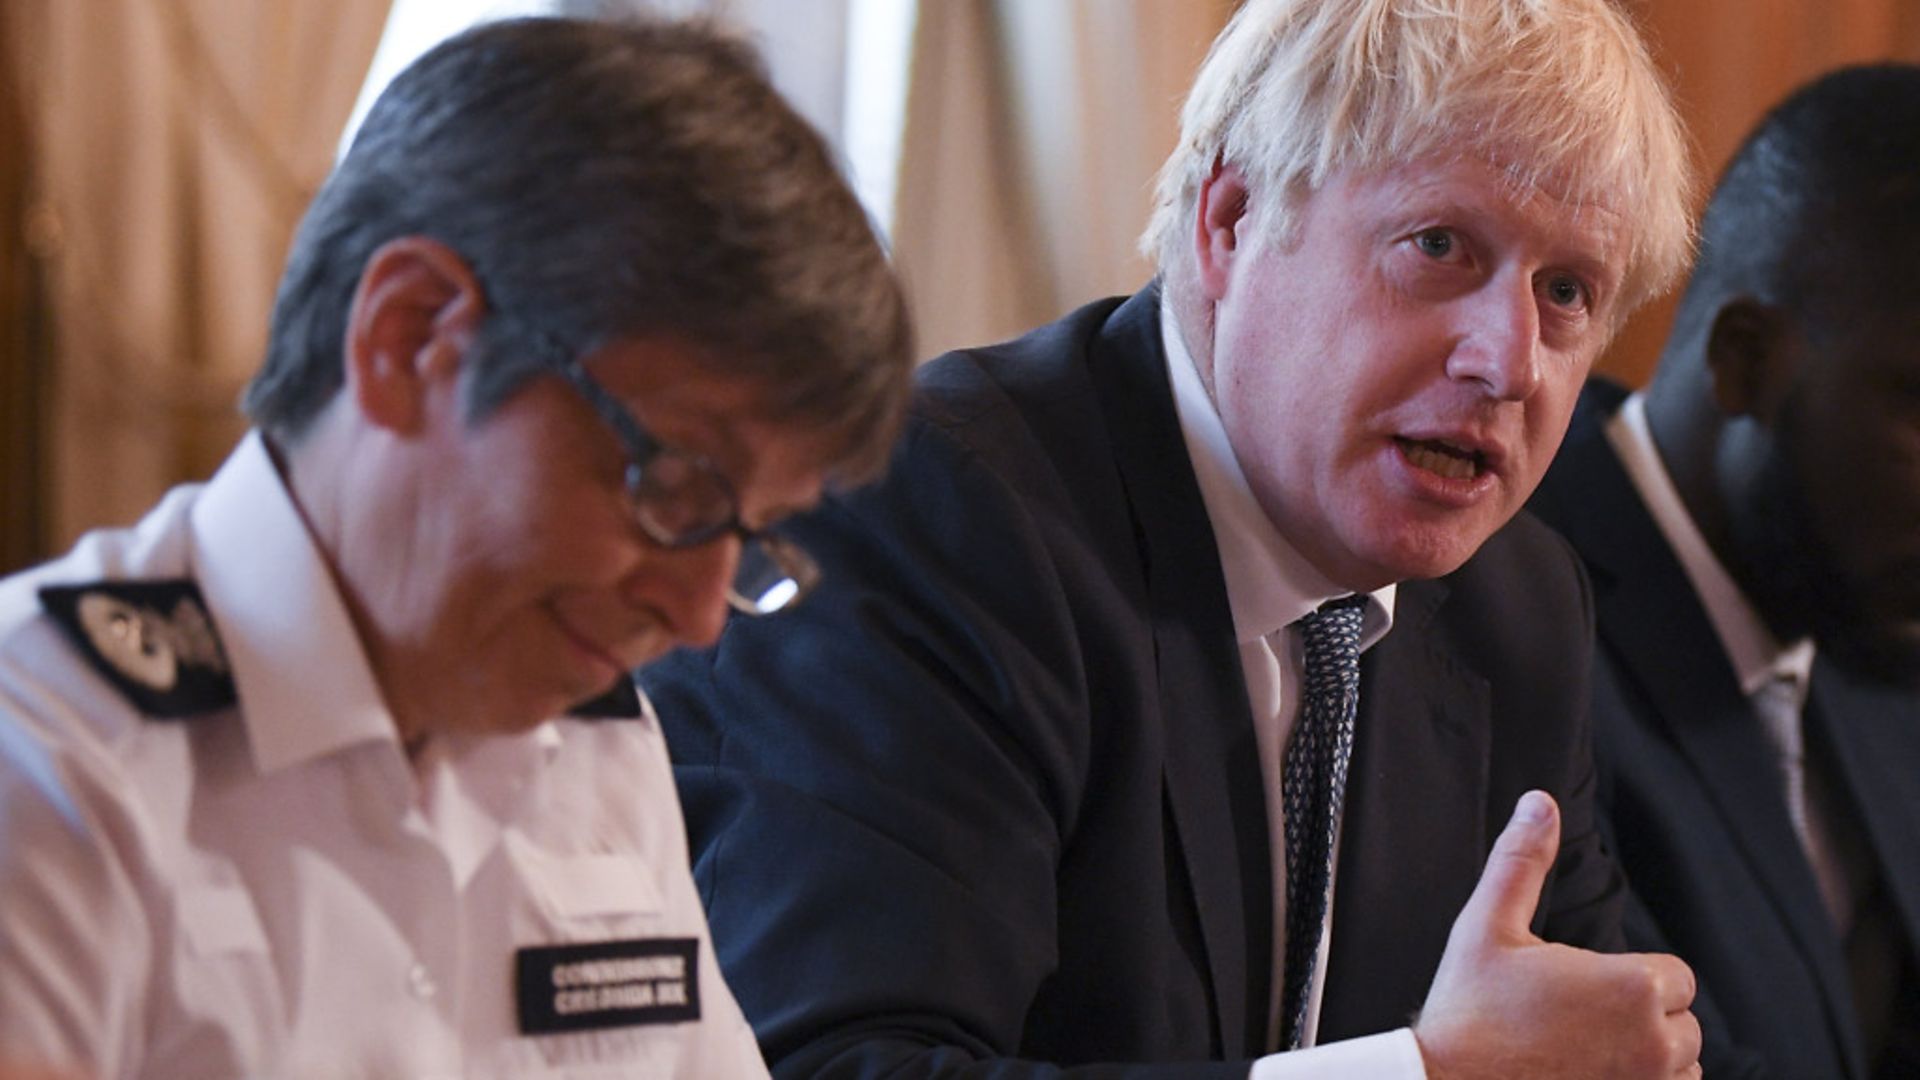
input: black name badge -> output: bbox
[516,938,702,1035]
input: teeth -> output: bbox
[1404,441,1479,480]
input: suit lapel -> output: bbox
[1085,285,1274,1057]
[1811,665,1920,971]
[1547,406,1864,1062]
[1318,578,1493,1039]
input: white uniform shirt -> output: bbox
[1159,301,1425,1079]
[0,432,768,1079]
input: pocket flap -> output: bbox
[534,853,663,919]
[177,884,270,956]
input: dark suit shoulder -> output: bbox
[908,294,1137,490]
[914,294,1129,422]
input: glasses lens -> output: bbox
[727,534,820,615]
[632,450,738,543]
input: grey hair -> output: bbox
[244,15,913,484]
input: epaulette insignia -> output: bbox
[568,678,642,720]
[38,581,237,719]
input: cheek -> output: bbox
[466,475,634,600]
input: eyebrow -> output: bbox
[1400,189,1626,282]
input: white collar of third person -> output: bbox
[1605,392,1814,695]
[1158,292,1394,648]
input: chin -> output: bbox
[1356,530,1486,586]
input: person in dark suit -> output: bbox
[1529,65,1920,1080]
[644,0,1702,1075]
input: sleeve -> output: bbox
[1250,1030,1425,1080]
[642,417,1249,1080]
[0,699,154,1078]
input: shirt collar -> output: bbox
[1159,295,1395,647]
[186,431,404,774]
[184,432,572,776]
[1605,393,1814,695]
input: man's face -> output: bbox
[1201,156,1629,590]
[379,337,834,734]
[1726,306,1920,684]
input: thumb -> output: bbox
[1454,790,1560,947]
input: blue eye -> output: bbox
[1543,273,1588,310]
[1414,229,1454,258]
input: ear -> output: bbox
[1193,159,1252,301]
[342,236,487,435]
[1704,297,1797,423]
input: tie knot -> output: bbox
[1298,595,1366,653]
[1296,595,1366,716]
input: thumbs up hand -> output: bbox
[1412,791,1702,1079]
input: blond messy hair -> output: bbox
[1143,0,1695,315]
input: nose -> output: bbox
[627,534,739,651]
[1445,274,1542,402]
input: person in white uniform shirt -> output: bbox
[0,15,912,1078]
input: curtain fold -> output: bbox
[0,4,46,573]
[8,0,1920,570]
[21,0,389,556]
[889,0,1233,361]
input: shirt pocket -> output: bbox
[163,881,288,1069]
[175,883,270,957]
[508,837,666,927]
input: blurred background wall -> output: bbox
[3,0,1918,573]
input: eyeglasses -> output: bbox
[556,363,821,615]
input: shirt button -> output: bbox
[408,962,437,999]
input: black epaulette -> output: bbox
[568,679,643,719]
[38,581,237,720]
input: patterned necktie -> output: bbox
[1280,595,1367,1049]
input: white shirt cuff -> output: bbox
[1249,1028,1426,1080]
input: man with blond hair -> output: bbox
[645,0,1700,1075]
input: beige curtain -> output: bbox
[9,0,1920,570]
[12,0,388,562]
[1601,0,1920,386]
[889,0,1235,361]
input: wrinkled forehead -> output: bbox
[1484,149,1632,248]
[1452,126,1673,301]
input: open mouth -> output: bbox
[1396,437,1486,481]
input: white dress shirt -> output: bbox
[1605,393,1851,928]
[1161,300,1425,1079]
[0,432,767,1078]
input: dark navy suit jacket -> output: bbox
[644,287,1625,1077]
[1529,380,1920,1079]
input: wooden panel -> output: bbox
[1600,0,1920,387]
[0,3,47,573]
